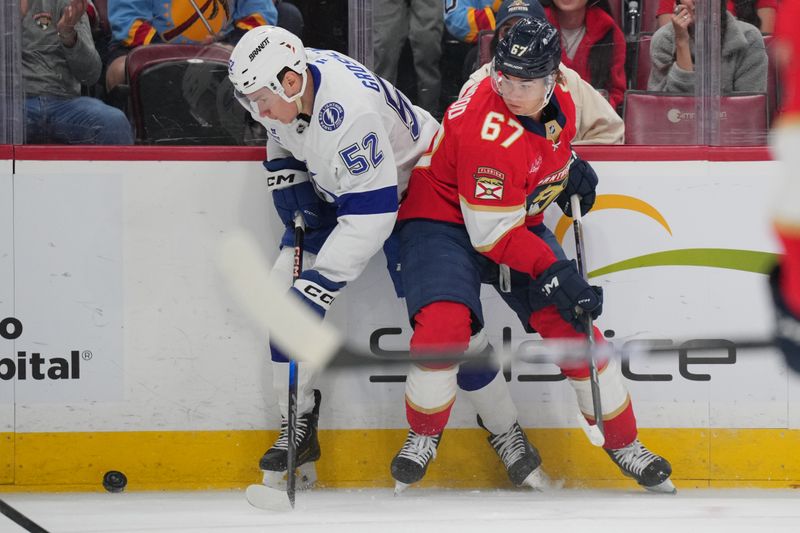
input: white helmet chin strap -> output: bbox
[282,69,310,133]
[278,69,308,106]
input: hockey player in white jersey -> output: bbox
[228,25,440,490]
[228,25,555,494]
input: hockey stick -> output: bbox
[0,498,50,533]
[285,214,305,508]
[570,194,605,447]
[218,230,777,370]
[244,217,306,513]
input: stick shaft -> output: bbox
[0,499,50,533]
[286,215,305,508]
[570,194,604,437]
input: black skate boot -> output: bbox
[258,389,322,490]
[606,438,676,494]
[477,416,555,490]
[390,430,442,494]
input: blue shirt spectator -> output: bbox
[445,0,502,43]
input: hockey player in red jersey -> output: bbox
[391,17,675,493]
[769,0,800,371]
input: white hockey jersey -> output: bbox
[243,49,438,285]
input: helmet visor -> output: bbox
[490,60,555,102]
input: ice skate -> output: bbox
[258,389,322,491]
[606,438,676,494]
[478,416,557,490]
[391,430,442,494]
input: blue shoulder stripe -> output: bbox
[337,186,399,216]
[309,64,322,97]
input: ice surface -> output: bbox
[2,488,799,533]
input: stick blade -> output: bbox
[245,484,293,512]
[576,412,605,447]
[217,230,343,368]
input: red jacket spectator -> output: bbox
[543,3,626,110]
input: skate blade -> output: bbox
[245,483,292,511]
[393,481,410,495]
[521,468,564,491]
[261,463,318,491]
[644,478,677,495]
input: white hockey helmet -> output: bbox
[228,25,308,102]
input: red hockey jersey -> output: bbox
[775,0,800,116]
[398,77,577,278]
[772,0,800,315]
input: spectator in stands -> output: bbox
[21,0,133,144]
[461,0,624,144]
[373,0,443,115]
[104,1,302,93]
[541,0,627,111]
[655,0,775,34]
[444,0,503,43]
[648,0,767,94]
[444,1,504,93]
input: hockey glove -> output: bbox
[290,269,346,316]
[270,270,346,364]
[265,158,335,230]
[770,264,800,373]
[556,155,598,217]
[535,259,603,333]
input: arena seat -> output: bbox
[126,43,257,145]
[623,91,768,145]
[477,30,494,68]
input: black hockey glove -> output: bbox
[535,259,603,333]
[556,156,598,217]
[770,264,800,373]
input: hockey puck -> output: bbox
[102,470,128,493]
